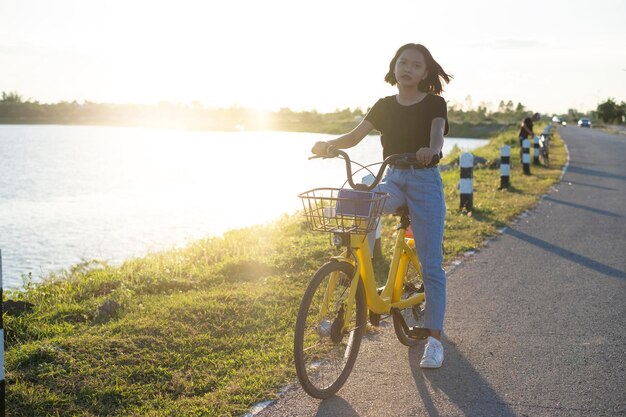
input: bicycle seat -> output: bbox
[394,205,409,216]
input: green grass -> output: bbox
[4,124,566,416]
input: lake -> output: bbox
[0,124,488,289]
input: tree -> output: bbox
[596,98,625,124]
[1,91,23,103]
[567,108,583,122]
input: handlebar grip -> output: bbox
[325,145,339,158]
[309,145,340,160]
[428,154,441,167]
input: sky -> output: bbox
[1,0,625,115]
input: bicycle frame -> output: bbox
[329,225,424,333]
[305,150,435,335]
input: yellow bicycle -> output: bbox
[294,150,436,399]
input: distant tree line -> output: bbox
[9,91,613,137]
[449,99,528,124]
[0,91,368,133]
[559,98,625,126]
[445,99,529,137]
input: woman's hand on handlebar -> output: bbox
[311,141,338,157]
[415,147,440,167]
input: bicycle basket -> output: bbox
[298,187,387,234]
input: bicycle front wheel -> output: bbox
[294,261,366,399]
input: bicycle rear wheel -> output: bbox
[294,261,366,399]
[393,258,425,347]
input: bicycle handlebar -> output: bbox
[311,150,440,192]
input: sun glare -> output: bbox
[2,0,625,112]
[72,1,328,109]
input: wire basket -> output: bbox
[298,187,387,234]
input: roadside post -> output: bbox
[533,136,540,164]
[500,145,511,188]
[522,139,531,175]
[460,153,474,211]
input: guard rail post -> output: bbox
[500,145,511,188]
[522,139,531,175]
[533,136,540,164]
[460,153,474,211]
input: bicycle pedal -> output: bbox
[407,326,430,340]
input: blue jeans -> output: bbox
[369,166,447,331]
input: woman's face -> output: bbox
[394,48,428,88]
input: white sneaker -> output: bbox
[420,336,444,368]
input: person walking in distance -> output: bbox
[312,43,451,369]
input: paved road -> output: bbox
[255,126,626,417]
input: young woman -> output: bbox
[311,43,452,368]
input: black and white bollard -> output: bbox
[361,174,382,260]
[533,136,540,164]
[500,145,511,188]
[522,139,531,175]
[1,250,4,416]
[460,153,474,211]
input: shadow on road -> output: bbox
[566,165,626,181]
[561,180,618,191]
[315,396,361,417]
[408,339,518,417]
[543,196,623,218]
[505,228,626,280]
[310,339,517,417]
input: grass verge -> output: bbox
[4,124,566,416]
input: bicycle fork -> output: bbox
[317,265,361,341]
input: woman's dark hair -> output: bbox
[384,43,452,95]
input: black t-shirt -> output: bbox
[519,117,533,138]
[365,94,449,159]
